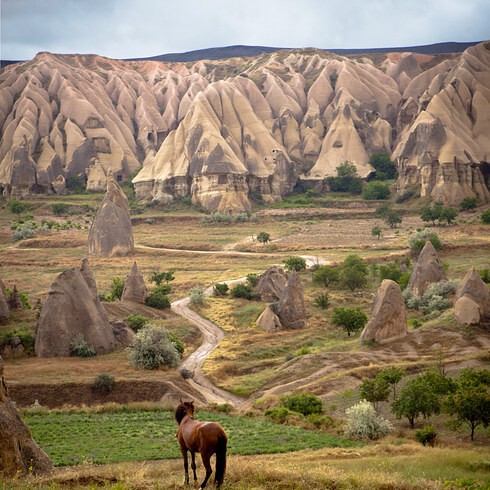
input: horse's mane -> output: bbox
[175,403,190,424]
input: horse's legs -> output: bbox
[191,451,197,481]
[180,447,190,485]
[198,451,213,489]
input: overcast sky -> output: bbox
[2,0,489,60]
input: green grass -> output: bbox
[22,408,357,466]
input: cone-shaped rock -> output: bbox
[256,266,288,302]
[87,170,134,257]
[0,279,9,324]
[256,305,282,332]
[360,279,408,344]
[80,257,98,299]
[35,268,115,357]
[407,241,446,296]
[121,262,148,303]
[0,356,53,476]
[275,271,306,329]
[454,268,490,324]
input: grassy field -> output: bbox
[22,407,357,466]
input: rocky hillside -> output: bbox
[1,43,489,212]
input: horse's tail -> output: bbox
[215,432,227,486]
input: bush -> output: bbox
[246,273,259,287]
[12,224,36,241]
[51,203,68,216]
[8,199,29,214]
[332,307,367,336]
[480,269,490,284]
[312,265,340,287]
[66,174,86,193]
[179,368,194,379]
[384,209,403,228]
[314,293,330,309]
[129,325,180,370]
[395,189,415,203]
[283,256,307,272]
[459,197,478,211]
[369,152,397,180]
[125,314,149,332]
[92,373,115,394]
[148,270,175,286]
[281,393,323,416]
[362,181,391,200]
[189,285,206,305]
[201,212,233,224]
[105,277,124,302]
[481,209,490,224]
[256,231,271,244]
[145,285,171,309]
[344,400,393,440]
[265,406,294,424]
[415,425,437,447]
[70,334,96,358]
[230,283,255,300]
[307,413,335,429]
[167,331,185,356]
[340,254,368,291]
[408,229,442,257]
[213,283,229,296]
[325,161,363,194]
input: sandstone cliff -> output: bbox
[1,44,489,209]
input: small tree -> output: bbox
[256,231,271,244]
[8,199,29,214]
[371,225,382,240]
[359,377,390,411]
[384,209,402,228]
[107,277,124,301]
[283,256,307,272]
[313,293,330,309]
[326,161,363,194]
[362,181,390,200]
[51,203,68,216]
[459,197,477,212]
[145,285,171,309]
[312,265,340,287]
[189,285,206,305]
[148,269,175,286]
[444,368,490,441]
[344,400,393,440]
[369,152,397,180]
[480,209,490,224]
[332,307,367,336]
[213,283,229,296]
[340,255,368,291]
[439,207,458,225]
[281,393,323,416]
[230,283,255,300]
[408,229,442,257]
[377,366,404,399]
[125,314,149,332]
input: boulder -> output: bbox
[52,175,67,194]
[0,279,9,324]
[111,320,135,347]
[407,241,446,297]
[121,262,148,303]
[359,279,408,344]
[87,170,134,257]
[454,296,481,325]
[255,266,287,302]
[454,268,490,324]
[0,356,53,476]
[256,305,282,332]
[35,264,115,357]
[8,285,22,309]
[275,271,306,329]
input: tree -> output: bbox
[8,199,29,214]
[362,181,391,200]
[371,225,382,240]
[344,400,393,440]
[283,256,307,272]
[213,283,229,296]
[444,368,490,441]
[51,203,68,216]
[379,262,403,283]
[420,205,439,226]
[459,197,478,212]
[148,269,175,286]
[378,367,404,399]
[359,377,390,411]
[439,207,458,225]
[256,231,271,244]
[312,265,340,287]
[369,152,397,180]
[375,203,391,219]
[408,229,442,257]
[384,209,402,228]
[145,285,171,309]
[332,307,367,336]
[340,254,368,291]
[281,393,323,416]
[326,161,363,194]
[482,209,490,224]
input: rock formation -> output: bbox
[110,320,135,347]
[0,279,9,324]
[0,356,53,476]
[274,271,307,329]
[407,241,447,296]
[256,305,282,332]
[121,262,148,303]
[1,45,488,209]
[255,266,288,302]
[454,268,490,324]
[8,285,22,309]
[87,170,134,257]
[359,279,408,344]
[35,259,115,357]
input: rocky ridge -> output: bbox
[1,44,489,211]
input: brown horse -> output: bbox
[175,400,228,489]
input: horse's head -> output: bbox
[175,399,195,424]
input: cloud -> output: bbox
[1,0,489,60]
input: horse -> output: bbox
[175,400,228,489]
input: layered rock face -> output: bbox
[35,259,115,357]
[87,171,134,257]
[255,266,288,302]
[454,268,490,324]
[407,241,447,297]
[360,279,407,344]
[0,278,10,324]
[0,356,53,476]
[1,45,489,209]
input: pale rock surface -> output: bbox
[255,266,288,302]
[0,279,9,324]
[256,305,282,332]
[454,296,482,325]
[359,280,408,344]
[454,268,490,324]
[275,271,307,329]
[0,355,53,476]
[407,241,447,297]
[121,262,148,303]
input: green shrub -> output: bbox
[281,393,323,416]
[256,231,271,244]
[362,181,391,200]
[145,287,171,309]
[326,161,363,194]
[129,325,180,370]
[408,229,442,257]
[202,212,233,224]
[8,199,29,214]
[12,224,36,241]
[70,334,96,358]
[312,265,340,287]
[314,293,330,309]
[265,406,294,424]
[459,197,478,211]
[51,203,69,216]
[189,285,206,305]
[246,273,259,287]
[332,307,367,336]
[179,368,194,379]
[369,152,397,180]
[283,256,307,272]
[167,331,184,356]
[307,413,335,429]
[230,283,255,300]
[92,373,115,394]
[340,255,368,291]
[213,283,229,296]
[148,270,175,286]
[415,425,437,446]
[344,400,393,440]
[104,277,124,302]
[125,315,149,332]
[66,174,86,193]
[481,209,490,224]
[480,269,490,284]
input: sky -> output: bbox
[1,0,490,61]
